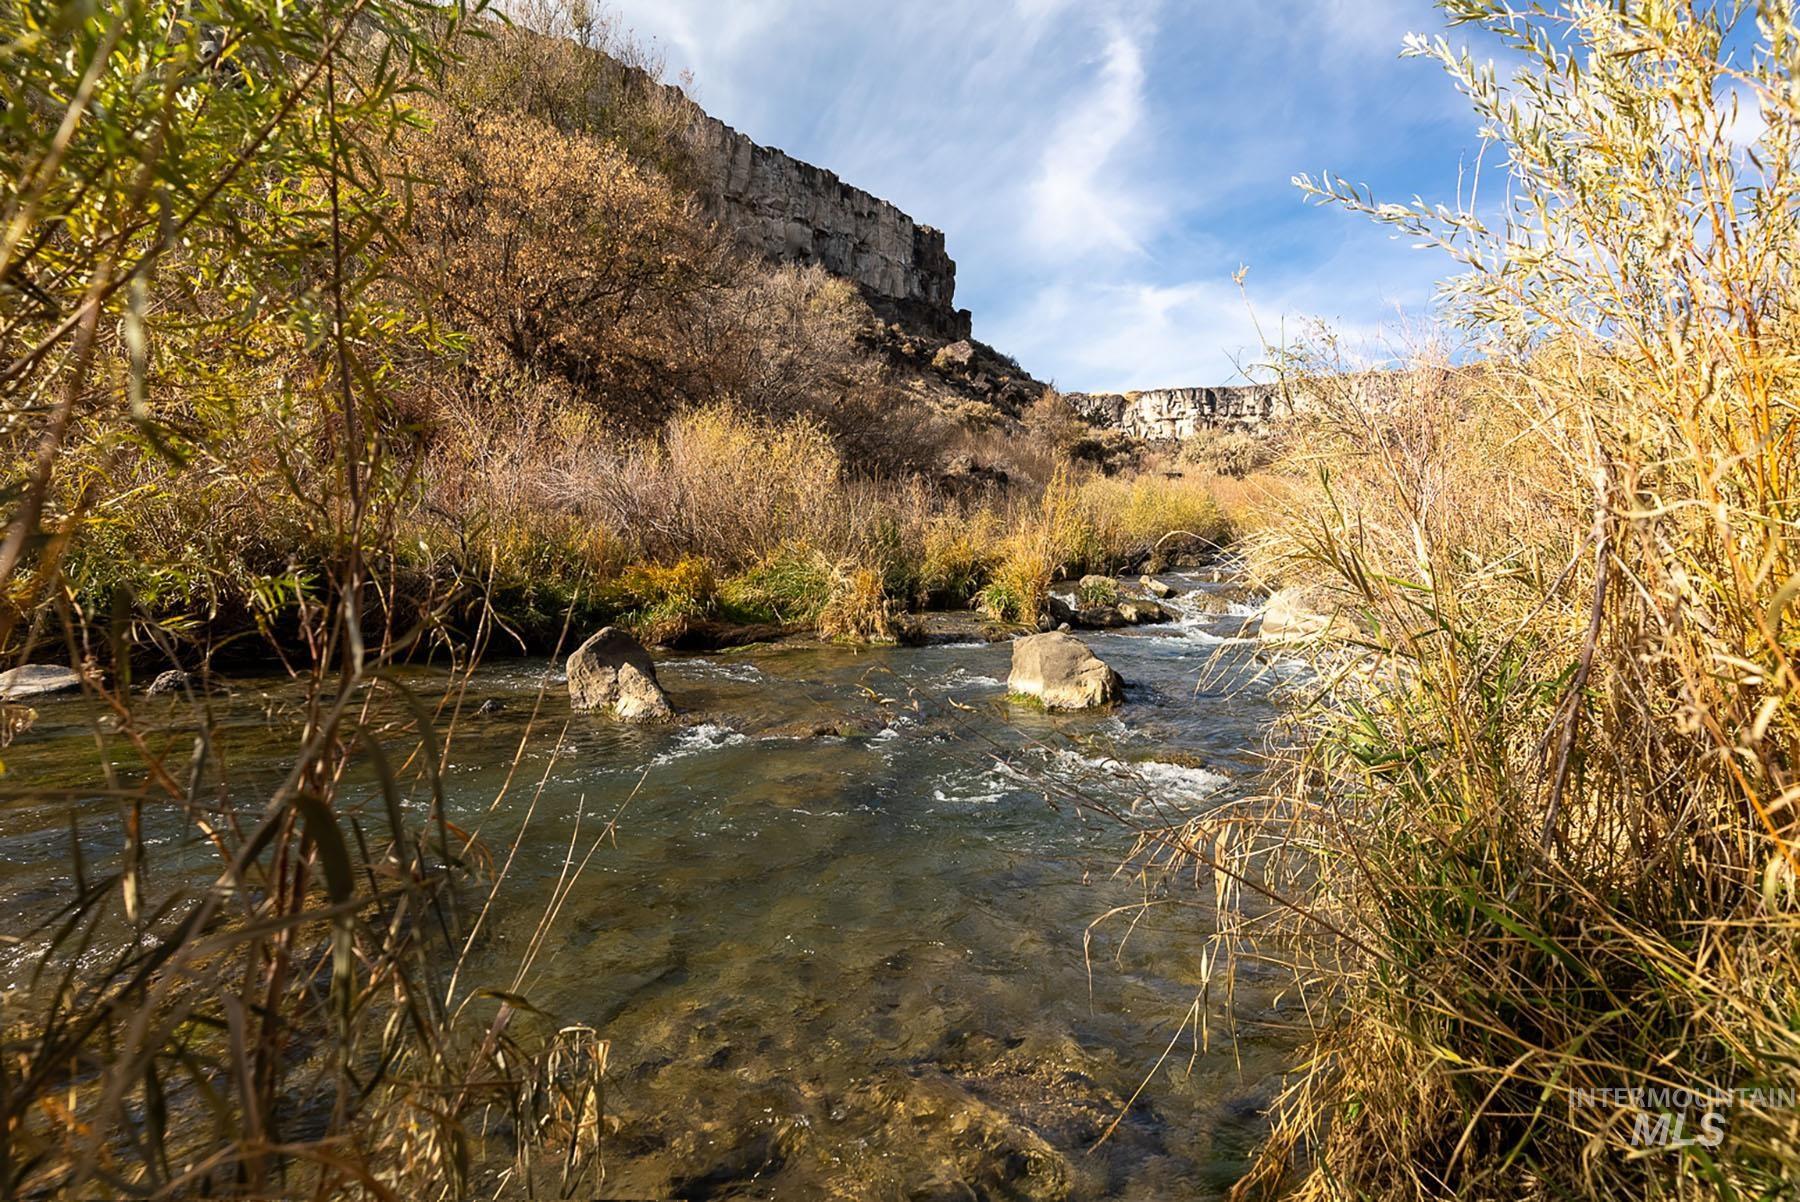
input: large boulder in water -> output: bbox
[1008,631,1122,710]
[1072,605,1128,630]
[567,627,675,723]
[0,664,82,699]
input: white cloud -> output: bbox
[603,0,797,122]
[994,278,1265,391]
[1314,0,1433,53]
[1027,23,1157,257]
[989,238,1442,393]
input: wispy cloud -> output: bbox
[991,256,1429,394]
[1012,0,1079,30]
[1027,23,1157,257]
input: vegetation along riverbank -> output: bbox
[3,0,1798,1198]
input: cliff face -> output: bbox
[1064,385,1288,440]
[678,97,971,340]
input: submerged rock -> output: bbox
[567,627,676,723]
[901,610,1013,646]
[0,664,82,699]
[655,619,794,651]
[1178,588,1250,615]
[1007,632,1122,710]
[906,1176,980,1201]
[759,714,884,740]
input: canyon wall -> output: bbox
[1064,385,1290,440]
[677,96,971,340]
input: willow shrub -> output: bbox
[0,2,634,1196]
[1204,3,1800,1198]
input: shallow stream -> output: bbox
[1,572,1304,1200]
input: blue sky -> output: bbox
[601,0,1486,392]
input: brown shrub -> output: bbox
[400,104,738,432]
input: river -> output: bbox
[0,571,1304,1200]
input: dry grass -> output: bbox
[1171,6,1800,1198]
[818,563,896,643]
[428,399,1240,643]
[1075,473,1231,572]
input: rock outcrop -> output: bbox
[568,627,676,723]
[1008,632,1122,710]
[671,89,971,340]
[1065,385,1290,440]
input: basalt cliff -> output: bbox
[670,89,971,341]
[1064,385,1293,440]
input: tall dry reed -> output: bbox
[1180,4,1800,1198]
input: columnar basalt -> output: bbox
[1064,385,1289,440]
[674,94,971,339]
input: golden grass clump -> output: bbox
[818,563,897,644]
[975,465,1085,623]
[1075,473,1230,572]
[976,545,1054,625]
[641,403,842,569]
[918,510,1001,608]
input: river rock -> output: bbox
[1045,595,1076,626]
[145,669,190,696]
[1179,590,1242,615]
[567,627,676,722]
[1116,598,1170,625]
[1008,632,1122,710]
[0,664,82,699]
[1072,605,1127,630]
[1138,575,1176,599]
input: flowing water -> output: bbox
[0,573,1307,1200]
